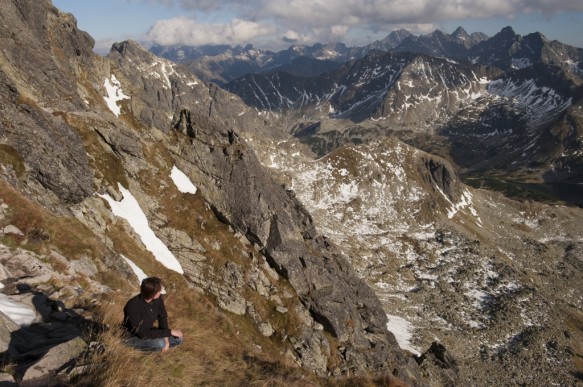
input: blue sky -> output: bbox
[53,0,583,54]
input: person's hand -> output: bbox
[161,337,170,352]
[171,329,183,339]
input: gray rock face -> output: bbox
[0,311,20,352]
[421,157,461,201]
[164,105,408,374]
[0,0,429,383]
[22,336,87,382]
[0,0,95,204]
[104,39,417,376]
[416,342,459,387]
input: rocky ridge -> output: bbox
[0,0,438,384]
[150,29,415,86]
[242,127,583,386]
[224,42,583,200]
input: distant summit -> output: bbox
[150,27,483,84]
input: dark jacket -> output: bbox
[123,294,171,339]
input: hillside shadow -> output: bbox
[0,284,106,383]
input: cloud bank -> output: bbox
[141,0,583,48]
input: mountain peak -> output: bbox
[499,26,517,37]
[452,26,469,38]
[111,40,143,54]
[378,29,412,49]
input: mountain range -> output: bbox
[150,28,415,85]
[217,26,583,207]
[151,20,583,386]
[0,1,582,386]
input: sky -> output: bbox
[53,0,583,55]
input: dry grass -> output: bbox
[566,310,583,378]
[324,375,409,387]
[74,281,405,387]
[0,180,106,259]
[75,283,322,387]
[0,144,25,177]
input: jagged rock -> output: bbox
[0,248,54,280]
[290,332,330,376]
[0,372,15,384]
[94,126,143,160]
[162,100,409,374]
[416,342,459,387]
[217,294,247,316]
[0,0,99,204]
[0,311,20,352]
[68,256,98,277]
[247,267,272,298]
[21,336,87,382]
[157,227,207,267]
[213,262,247,315]
[0,262,11,284]
[421,157,461,201]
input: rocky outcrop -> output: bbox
[416,342,459,387]
[0,0,425,383]
[0,1,95,204]
[0,254,102,384]
[421,156,461,201]
[106,38,406,373]
[131,68,414,376]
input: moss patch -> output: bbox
[0,145,25,177]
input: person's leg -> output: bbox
[168,335,183,348]
[124,336,166,352]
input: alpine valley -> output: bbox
[0,1,582,386]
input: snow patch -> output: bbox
[170,166,197,194]
[0,294,36,326]
[103,75,130,117]
[98,184,184,274]
[122,255,148,284]
[386,314,420,355]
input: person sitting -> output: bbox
[122,277,183,352]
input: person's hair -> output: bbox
[140,277,164,299]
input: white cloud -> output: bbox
[146,16,274,46]
[131,0,583,48]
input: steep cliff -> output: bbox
[0,0,427,384]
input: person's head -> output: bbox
[140,277,164,300]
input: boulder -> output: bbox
[0,311,20,352]
[22,336,87,382]
[416,342,459,386]
[1,225,23,236]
